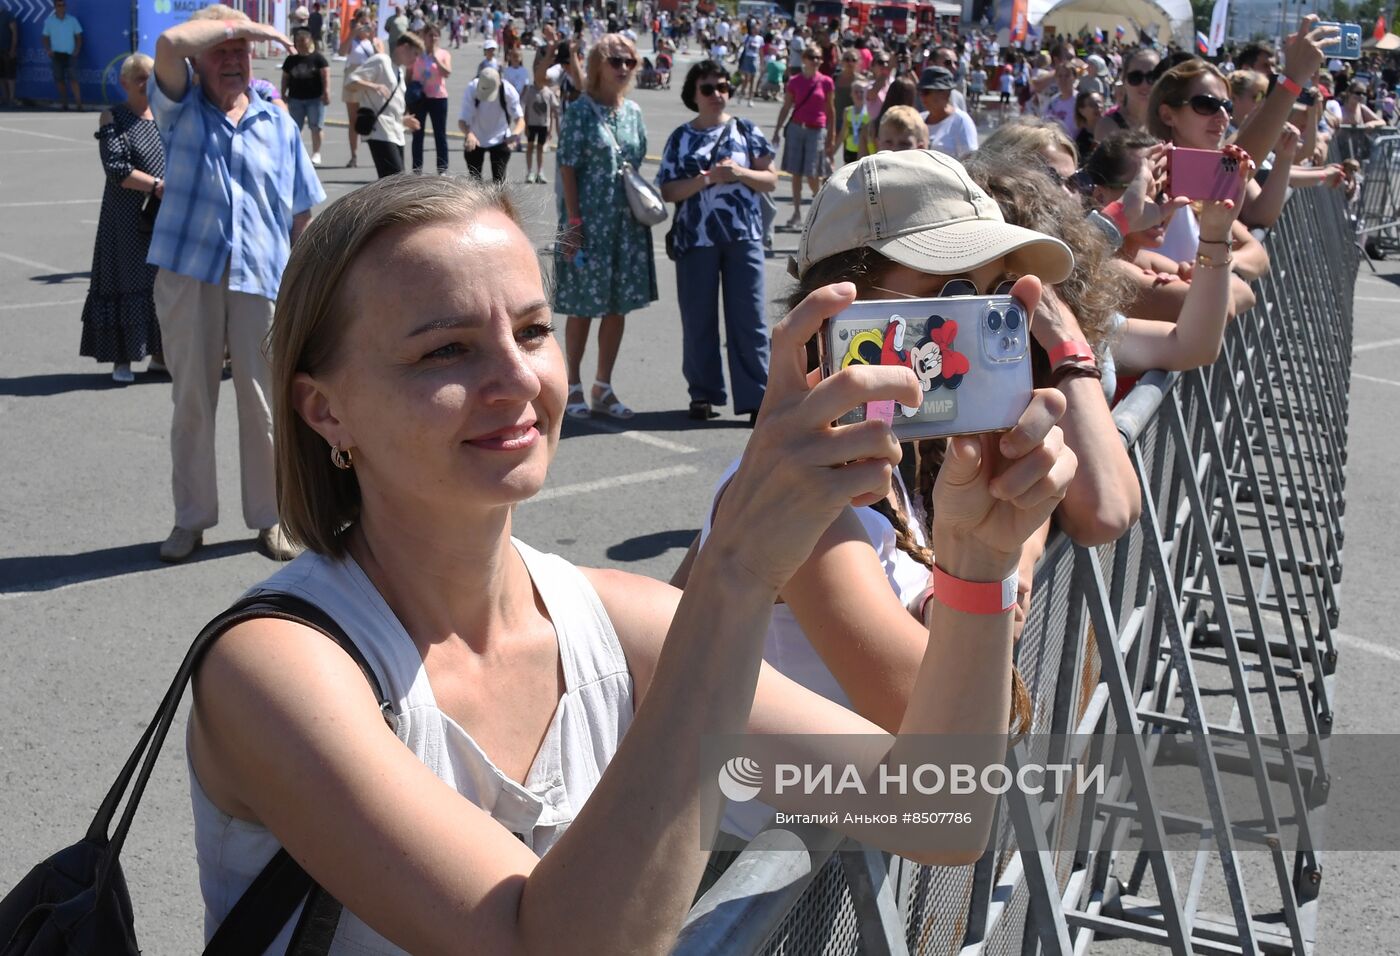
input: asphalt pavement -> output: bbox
[1,37,1397,952]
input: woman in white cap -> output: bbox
[182,172,1076,953]
[673,149,1079,844]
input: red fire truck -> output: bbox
[871,0,916,36]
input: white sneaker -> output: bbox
[113,363,134,383]
[311,151,322,166]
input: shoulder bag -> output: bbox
[0,593,397,955]
[355,65,402,137]
[586,97,667,227]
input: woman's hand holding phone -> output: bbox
[711,282,923,594]
[1197,144,1255,237]
[927,277,1077,581]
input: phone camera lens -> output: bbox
[1005,306,1023,331]
[986,309,1003,332]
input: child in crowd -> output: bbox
[836,78,872,164]
[876,104,928,151]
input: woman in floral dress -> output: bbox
[555,33,658,419]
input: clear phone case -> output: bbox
[819,295,1034,441]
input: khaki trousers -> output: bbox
[153,268,278,532]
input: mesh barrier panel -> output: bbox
[758,855,860,956]
[900,861,975,955]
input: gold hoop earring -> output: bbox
[330,443,354,470]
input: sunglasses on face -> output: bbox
[607,55,637,70]
[1173,93,1232,116]
[1124,67,1162,86]
[871,277,1020,300]
[699,80,730,96]
[803,53,819,60]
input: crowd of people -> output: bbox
[40,0,1391,949]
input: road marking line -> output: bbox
[1334,631,1400,665]
[1355,336,1400,353]
[0,297,85,311]
[0,251,72,273]
[0,125,86,143]
[1353,372,1400,388]
[0,198,100,208]
[529,464,697,502]
[576,418,698,453]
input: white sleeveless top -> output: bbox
[698,461,929,839]
[1156,204,1200,264]
[189,539,634,954]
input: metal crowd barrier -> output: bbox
[674,185,1356,956]
[1333,125,1400,262]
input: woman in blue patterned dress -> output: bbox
[657,59,776,421]
[81,53,165,383]
[555,33,658,419]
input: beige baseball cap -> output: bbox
[792,150,1074,285]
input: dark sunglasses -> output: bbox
[802,52,819,60]
[938,277,1019,298]
[607,55,638,70]
[1168,93,1232,116]
[1124,67,1163,86]
[698,80,731,96]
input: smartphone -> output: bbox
[819,294,1033,441]
[1169,148,1245,204]
[1317,21,1363,60]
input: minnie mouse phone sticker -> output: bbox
[820,294,1034,441]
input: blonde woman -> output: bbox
[556,33,655,420]
[339,19,381,167]
[184,173,1076,952]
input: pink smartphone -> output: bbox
[1169,148,1245,204]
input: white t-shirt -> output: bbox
[347,53,406,145]
[923,108,978,158]
[1043,93,1078,135]
[502,64,531,98]
[458,77,524,147]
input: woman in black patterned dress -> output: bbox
[80,53,165,383]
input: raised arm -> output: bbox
[193,281,925,955]
[1232,15,1333,168]
[154,16,291,101]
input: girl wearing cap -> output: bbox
[556,33,655,420]
[657,60,777,423]
[183,172,1075,953]
[672,150,1080,842]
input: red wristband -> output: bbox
[1101,199,1129,235]
[929,564,1019,615]
[1047,339,1095,369]
[1277,74,1303,97]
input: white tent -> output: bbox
[1028,0,1194,49]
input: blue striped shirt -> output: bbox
[146,66,326,301]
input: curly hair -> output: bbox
[962,146,1134,356]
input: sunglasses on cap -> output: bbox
[699,80,731,96]
[607,55,638,70]
[1171,93,1232,116]
[1124,66,1163,86]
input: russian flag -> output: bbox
[1093,27,1105,43]
[1115,24,1126,38]
[1196,30,1210,54]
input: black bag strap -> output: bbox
[371,66,402,123]
[85,590,395,954]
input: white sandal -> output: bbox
[589,380,635,419]
[565,383,591,419]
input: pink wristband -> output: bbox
[1100,199,1130,235]
[1047,340,1095,369]
[930,564,1019,615]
